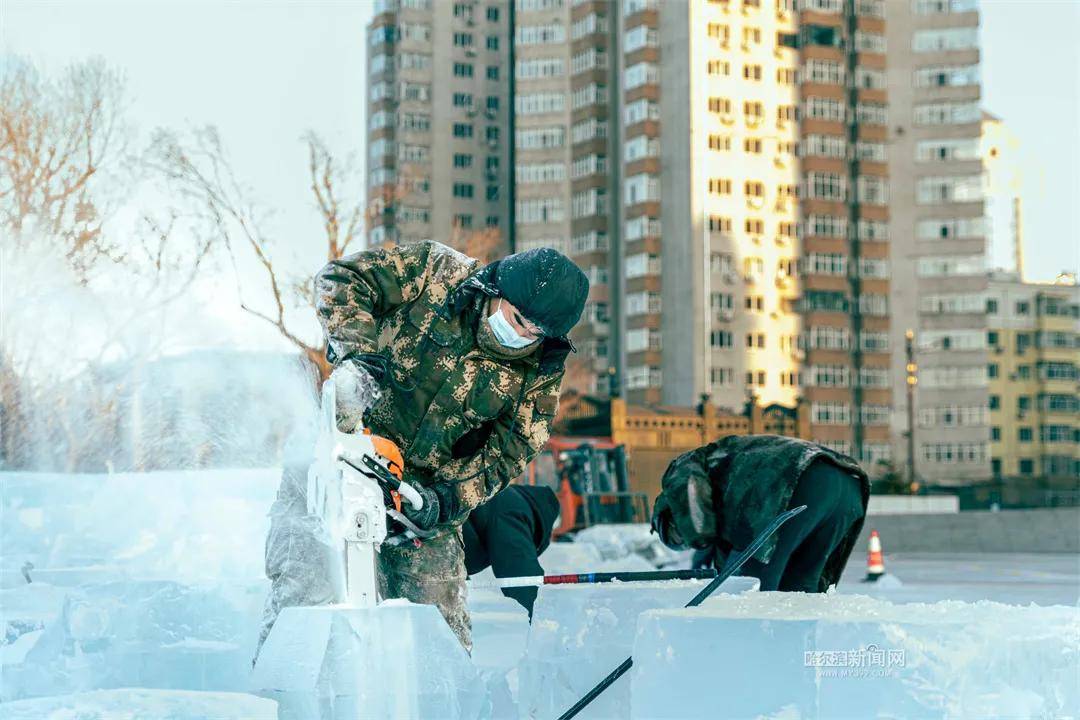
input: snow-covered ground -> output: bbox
[2,469,1077,718]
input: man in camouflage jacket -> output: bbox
[652,435,869,593]
[286,240,587,649]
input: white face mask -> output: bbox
[487,299,537,349]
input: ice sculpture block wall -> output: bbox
[517,576,759,719]
[631,592,1080,719]
[252,601,487,720]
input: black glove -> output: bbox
[350,351,418,392]
[350,352,390,384]
[397,481,441,532]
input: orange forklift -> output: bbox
[520,436,649,538]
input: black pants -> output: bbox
[739,459,864,592]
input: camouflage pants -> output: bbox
[378,528,471,651]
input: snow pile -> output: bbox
[571,523,689,569]
[1,688,276,720]
[539,539,655,575]
[518,576,759,719]
[252,602,487,720]
[631,592,1080,719]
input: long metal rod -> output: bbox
[469,568,718,589]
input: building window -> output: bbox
[913,27,979,52]
[707,23,731,44]
[711,368,735,387]
[742,64,763,81]
[916,175,983,204]
[922,443,989,464]
[516,58,564,79]
[812,402,851,425]
[453,62,474,78]
[806,172,845,200]
[708,134,731,151]
[915,0,978,15]
[453,123,474,138]
[709,178,733,195]
[708,60,731,76]
[803,135,846,158]
[915,102,981,126]
[743,101,764,124]
[625,62,660,89]
[710,330,734,348]
[516,23,566,45]
[516,197,565,224]
[745,333,766,349]
[804,60,844,85]
[709,97,733,115]
[624,24,658,51]
[805,96,844,122]
[516,126,565,149]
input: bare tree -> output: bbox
[0,57,130,279]
[0,58,212,471]
[148,127,371,384]
[447,223,505,265]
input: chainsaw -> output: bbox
[306,377,435,608]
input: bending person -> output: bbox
[652,435,868,592]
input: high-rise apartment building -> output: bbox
[514,0,622,394]
[886,0,990,484]
[622,0,806,411]
[618,0,890,468]
[796,0,892,465]
[366,0,513,254]
[985,272,1079,481]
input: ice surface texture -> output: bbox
[631,592,1080,719]
[1,688,277,719]
[5,579,263,702]
[518,577,759,719]
[252,602,487,720]
[1,469,279,587]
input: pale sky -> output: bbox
[3,0,1076,353]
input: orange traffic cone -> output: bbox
[863,529,885,582]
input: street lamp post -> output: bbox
[905,329,918,492]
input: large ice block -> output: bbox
[7,579,263,701]
[1,582,68,641]
[631,592,1080,719]
[469,590,530,673]
[0,469,279,588]
[252,601,486,720]
[0,688,277,719]
[517,576,759,719]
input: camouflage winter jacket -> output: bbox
[314,241,571,526]
[652,435,869,591]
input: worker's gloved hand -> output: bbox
[331,359,383,432]
[398,481,441,532]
